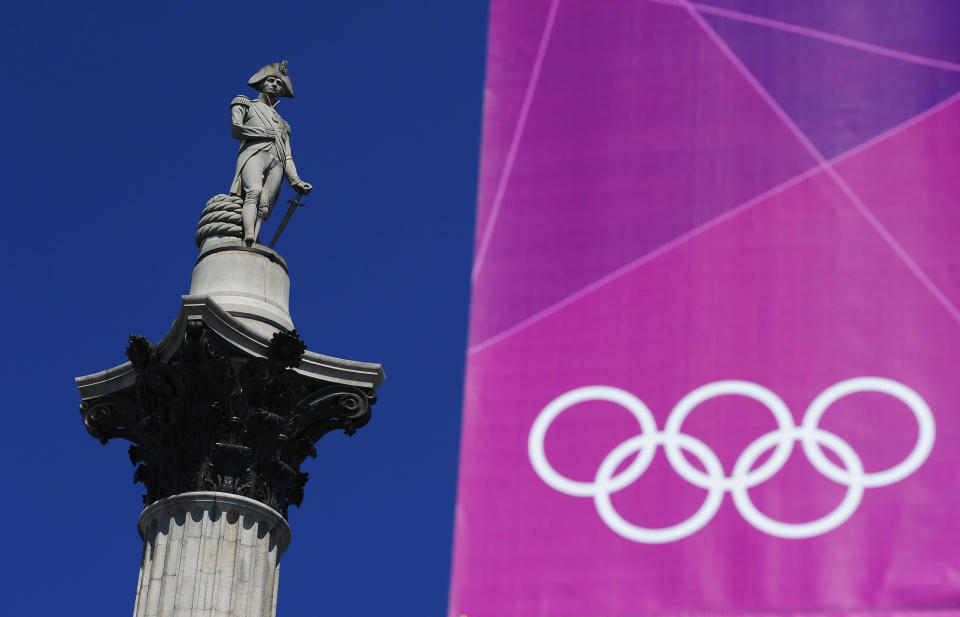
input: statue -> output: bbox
[229,60,313,246]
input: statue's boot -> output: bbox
[242,200,257,246]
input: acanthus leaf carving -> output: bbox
[78,323,375,516]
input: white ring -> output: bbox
[731,429,865,538]
[528,386,658,497]
[594,433,725,544]
[663,381,794,490]
[801,377,935,488]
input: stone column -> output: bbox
[77,236,384,616]
[132,492,291,617]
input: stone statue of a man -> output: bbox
[230,60,312,246]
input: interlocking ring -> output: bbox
[528,378,934,543]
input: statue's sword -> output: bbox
[268,190,305,248]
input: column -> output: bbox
[132,492,291,617]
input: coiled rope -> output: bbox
[195,194,243,247]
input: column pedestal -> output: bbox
[133,492,291,617]
[189,238,294,338]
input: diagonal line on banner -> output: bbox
[468,89,960,356]
[677,0,960,326]
[471,0,561,285]
[644,0,960,73]
[468,166,821,355]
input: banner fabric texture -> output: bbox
[452,1,960,616]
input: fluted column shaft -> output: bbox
[133,492,291,617]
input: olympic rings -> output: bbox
[528,378,934,543]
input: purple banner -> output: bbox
[451,1,960,616]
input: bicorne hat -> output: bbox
[248,60,295,98]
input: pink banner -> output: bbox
[451,1,960,616]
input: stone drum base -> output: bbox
[189,238,294,338]
[133,492,291,617]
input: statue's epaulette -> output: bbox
[230,95,251,107]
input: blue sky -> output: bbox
[0,2,487,614]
